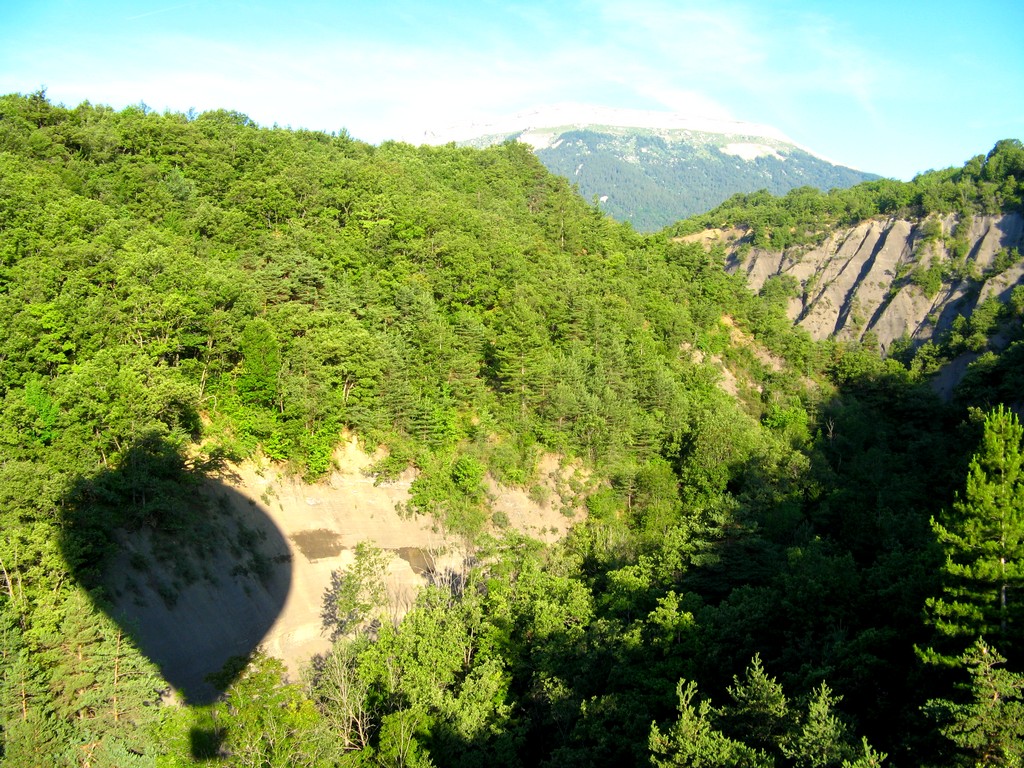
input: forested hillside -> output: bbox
[673,143,1024,393]
[2,91,1024,766]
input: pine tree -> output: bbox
[649,680,767,768]
[924,406,1024,663]
[924,639,1024,766]
[781,683,856,768]
[723,654,791,753]
[0,603,67,766]
[40,591,164,759]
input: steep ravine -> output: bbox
[712,212,1024,350]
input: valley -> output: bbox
[104,437,582,702]
[1,91,1023,766]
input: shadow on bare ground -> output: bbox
[58,434,292,705]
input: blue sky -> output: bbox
[2,0,1022,179]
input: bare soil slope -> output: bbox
[107,437,583,701]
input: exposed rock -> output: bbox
[722,213,1024,351]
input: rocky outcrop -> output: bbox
[723,213,1024,351]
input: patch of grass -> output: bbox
[528,483,550,507]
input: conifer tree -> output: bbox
[723,654,791,753]
[924,639,1024,767]
[924,406,1024,663]
[649,679,766,767]
[0,604,66,766]
[781,683,856,768]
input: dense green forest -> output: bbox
[2,90,1024,766]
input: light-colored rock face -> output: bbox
[728,213,1024,350]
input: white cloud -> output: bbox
[592,1,767,80]
[12,1,814,144]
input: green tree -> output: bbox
[322,541,394,639]
[649,680,767,768]
[237,318,281,407]
[924,639,1024,767]
[924,406,1024,663]
[305,637,373,754]
[781,683,856,768]
[210,653,326,768]
[0,602,67,767]
[723,654,791,754]
[377,706,435,768]
[651,662,879,768]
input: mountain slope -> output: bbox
[674,141,1024,359]
[536,127,876,231]
[443,105,878,231]
[6,93,1024,767]
[711,212,1024,349]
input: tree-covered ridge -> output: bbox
[666,139,1024,389]
[669,139,1024,250]
[1,91,1023,766]
[0,91,818,516]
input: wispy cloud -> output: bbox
[587,0,891,124]
[592,1,767,81]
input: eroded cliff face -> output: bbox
[718,213,1024,350]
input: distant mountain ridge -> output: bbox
[423,103,798,146]
[432,104,879,231]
